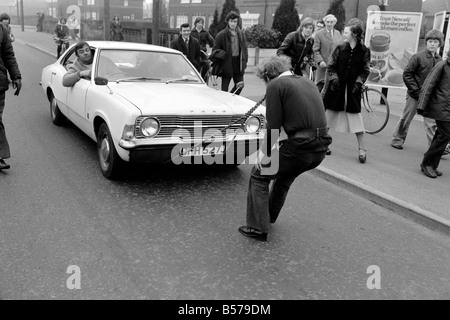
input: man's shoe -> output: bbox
[238,226,267,241]
[434,168,443,176]
[391,144,403,150]
[0,159,10,170]
[420,164,437,178]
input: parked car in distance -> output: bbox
[40,41,266,179]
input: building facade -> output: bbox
[45,0,144,21]
[168,0,423,30]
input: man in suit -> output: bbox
[313,14,342,86]
[170,23,201,72]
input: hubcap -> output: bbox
[51,99,57,119]
[99,136,111,170]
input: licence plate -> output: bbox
[180,145,225,157]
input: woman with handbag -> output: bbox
[321,22,371,163]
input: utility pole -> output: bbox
[104,0,110,40]
[152,0,160,45]
[19,0,24,31]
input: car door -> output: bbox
[66,76,90,133]
[65,48,96,134]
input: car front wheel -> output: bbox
[50,94,67,126]
[97,123,124,179]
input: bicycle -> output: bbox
[310,69,390,134]
[360,83,390,134]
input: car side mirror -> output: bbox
[95,77,108,85]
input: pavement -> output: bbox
[11,25,450,236]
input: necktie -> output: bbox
[185,39,189,53]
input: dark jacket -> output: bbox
[417,56,450,122]
[0,24,21,92]
[190,27,215,53]
[212,26,248,78]
[53,22,69,40]
[170,35,201,71]
[322,42,371,113]
[110,22,124,41]
[277,31,314,76]
[403,49,442,100]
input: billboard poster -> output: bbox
[433,11,446,32]
[365,11,423,88]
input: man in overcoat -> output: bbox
[313,14,342,85]
[211,11,248,95]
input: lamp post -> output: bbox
[19,0,24,31]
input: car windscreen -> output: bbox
[96,49,202,83]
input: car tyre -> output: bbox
[97,123,125,179]
[50,94,67,126]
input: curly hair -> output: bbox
[256,55,292,81]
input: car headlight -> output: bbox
[140,117,160,137]
[244,116,261,133]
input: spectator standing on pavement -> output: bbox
[238,55,332,242]
[322,22,370,163]
[417,50,450,178]
[0,13,14,43]
[53,18,69,59]
[277,17,316,77]
[391,30,444,150]
[36,12,45,32]
[110,15,124,41]
[0,24,22,170]
[211,11,248,95]
[313,14,342,87]
[190,17,215,82]
[170,23,201,72]
[62,41,93,87]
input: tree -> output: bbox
[217,0,240,33]
[326,0,346,33]
[209,8,220,38]
[272,0,300,42]
[244,24,282,49]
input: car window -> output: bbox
[62,48,77,70]
[95,49,202,82]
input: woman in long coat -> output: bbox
[322,23,370,163]
[110,15,124,41]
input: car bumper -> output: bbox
[128,138,263,165]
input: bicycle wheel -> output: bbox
[361,87,390,134]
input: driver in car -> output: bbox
[62,41,93,87]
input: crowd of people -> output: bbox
[1,10,449,243]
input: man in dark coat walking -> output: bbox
[211,11,248,95]
[191,17,215,81]
[171,23,201,72]
[417,53,450,178]
[0,24,22,170]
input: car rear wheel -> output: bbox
[97,123,125,179]
[50,94,67,126]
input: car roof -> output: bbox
[84,41,180,54]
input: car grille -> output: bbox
[135,115,264,139]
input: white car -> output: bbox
[40,41,265,179]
